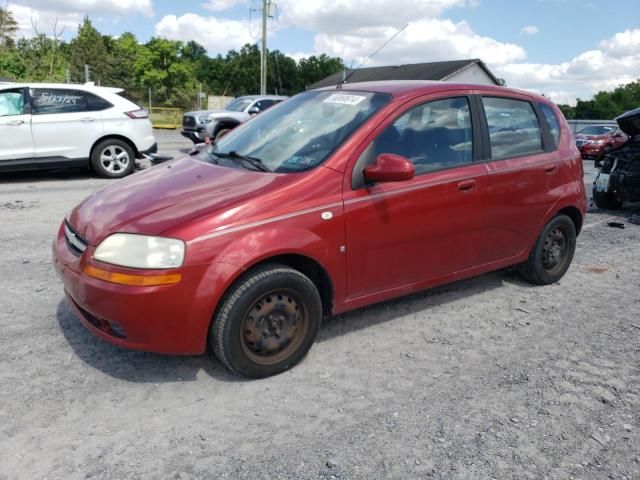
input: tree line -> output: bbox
[557,81,640,120]
[0,10,345,109]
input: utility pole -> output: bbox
[84,64,90,83]
[260,0,269,95]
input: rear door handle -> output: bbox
[544,165,558,174]
[80,117,96,122]
[458,179,476,191]
[6,120,24,126]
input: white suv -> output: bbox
[0,82,156,178]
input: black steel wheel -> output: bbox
[518,214,576,285]
[211,264,322,378]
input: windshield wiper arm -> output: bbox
[213,151,271,172]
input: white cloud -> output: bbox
[277,0,474,33]
[312,18,526,68]
[155,13,256,54]
[8,0,153,17]
[520,25,539,35]
[8,4,82,38]
[201,0,246,12]
[494,29,640,105]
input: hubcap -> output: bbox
[100,145,130,173]
[240,290,309,366]
[542,227,568,274]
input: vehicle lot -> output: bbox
[1,135,639,478]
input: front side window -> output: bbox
[483,96,543,159]
[540,103,561,148]
[0,89,25,117]
[32,89,89,115]
[369,96,473,175]
[202,90,391,173]
[225,97,254,112]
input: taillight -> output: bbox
[125,108,149,119]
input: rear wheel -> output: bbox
[518,214,576,285]
[592,189,622,210]
[91,139,135,178]
[211,264,322,378]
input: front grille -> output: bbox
[183,115,196,128]
[64,221,88,256]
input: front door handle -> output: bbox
[80,117,96,122]
[6,120,24,126]
[458,179,476,191]
[544,165,558,174]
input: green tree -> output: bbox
[0,7,18,51]
[297,54,345,89]
[69,17,109,83]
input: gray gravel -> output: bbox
[1,145,639,479]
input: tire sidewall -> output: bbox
[214,268,322,378]
[91,139,135,178]
[530,215,576,284]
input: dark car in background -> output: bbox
[574,124,628,166]
[593,107,640,209]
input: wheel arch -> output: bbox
[557,205,583,235]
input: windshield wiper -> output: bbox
[213,150,271,172]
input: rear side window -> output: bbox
[482,97,543,159]
[85,92,113,111]
[369,96,473,175]
[32,89,88,114]
[540,103,561,148]
[0,89,25,116]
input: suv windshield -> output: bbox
[225,97,254,112]
[578,125,615,135]
[203,90,391,173]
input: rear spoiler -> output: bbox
[84,82,124,94]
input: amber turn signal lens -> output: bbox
[83,265,181,286]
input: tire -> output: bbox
[592,189,622,210]
[91,139,135,178]
[211,264,322,378]
[517,214,577,285]
[214,128,231,142]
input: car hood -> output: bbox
[68,157,289,245]
[616,107,640,137]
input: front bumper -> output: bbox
[578,142,606,159]
[52,222,220,354]
[181,128,206,143]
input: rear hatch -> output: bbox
[616,107,640,137]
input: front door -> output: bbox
[343,94,488,299]
[0,87,33,161]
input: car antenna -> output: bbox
[337,23,408,90]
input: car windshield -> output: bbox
[225,97,254,112]
[201,90,391,173]
[578,125,615,135]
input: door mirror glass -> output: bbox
[364,153,415,183]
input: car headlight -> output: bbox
[93,234,185,269]
[594,139,605,145]
[198,116,213,124]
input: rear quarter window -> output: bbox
[482,96,543,160]
[539,103,561,148]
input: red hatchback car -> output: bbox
[53,82,586,378]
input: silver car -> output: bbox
[181,95,287,144]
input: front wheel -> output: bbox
[91,139,135,178]
[211,264,322,378]
[517,214,577,285]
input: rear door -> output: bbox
[343,93,488,299]
[30,88,105,160]
[0,87,33,161]
[477,94,560,265]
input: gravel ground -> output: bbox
[1,140,639,479]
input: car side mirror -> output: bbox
[364,153,415,183]
[248,106,260,115]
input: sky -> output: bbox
[5,0,640,105]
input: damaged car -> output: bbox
[593,107,640,210]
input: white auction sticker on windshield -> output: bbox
[323,93,367,106]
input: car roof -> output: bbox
[236,95,288,100]
[315,80,546,102]
[0,82,124,94]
